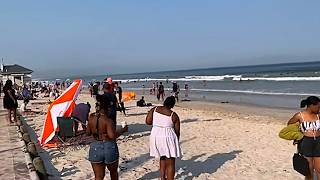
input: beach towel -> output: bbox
[279,123,303,141]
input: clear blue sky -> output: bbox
[0,1,319,78]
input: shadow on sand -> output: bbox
[182,118,222,124]
[139,150,242,179]
[119,137,198,176]
[60,165,81,177]
[126,112,148,117]
[126,123,152,134]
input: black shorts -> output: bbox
[299,136,320,157]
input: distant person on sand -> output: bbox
[152,83,156,95]
[137,96,152,107]
[142,84,145,95]
[158,82,165,101]
[3,80,18,125]
[22,85,31,111]
[146,96,181,180]
[137,96,146,107]
[89,82,93,97]
[103,83,118,127]
[287,96,320,180]
[87,95,128,180]
[106,77,114,93]
[172,82,179,102]
[72,102,91,135]
[114,82,126,116]
[92,82,99,98]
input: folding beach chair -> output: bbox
[56,117,89,148]
[57,117,74,143]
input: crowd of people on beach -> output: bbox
[0,77,204,180]
[147,81,191,103]
[0,79,71,125]
[9,77,320,179]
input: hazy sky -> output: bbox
[0,1,320,78]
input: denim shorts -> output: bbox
[88,141,119,164]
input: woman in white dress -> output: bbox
[146,96,181,180]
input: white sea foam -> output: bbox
[232,76,320,81]
[114,75,241,83]
[125,87,320,96]
[190,89,320,96]
[115,75,320,83]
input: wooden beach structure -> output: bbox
[0,59,33,86]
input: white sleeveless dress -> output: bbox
[149,107,181,158]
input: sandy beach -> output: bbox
[20,91,304,180]
[2,1,320,179]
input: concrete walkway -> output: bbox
[0,98,31,180]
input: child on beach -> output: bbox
[146,96,181,180]
[287,96,320,180]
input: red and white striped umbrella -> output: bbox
[39,79,82,145]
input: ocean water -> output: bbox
[60,61,320,109]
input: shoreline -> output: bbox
[135,93,296,122]
[129,86,307,109]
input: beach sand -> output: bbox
[21,91,304,180]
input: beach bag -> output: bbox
[293,150,310,176]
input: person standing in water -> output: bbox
[184,83,189,98]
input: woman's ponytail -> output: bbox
[300,96,320,108]
[300,99,307,108]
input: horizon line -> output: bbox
[34,59,320,80]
